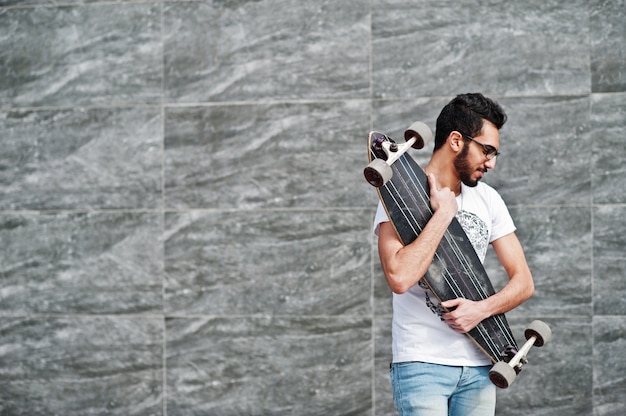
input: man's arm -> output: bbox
[378,173,458,294]
[442,232,535,333]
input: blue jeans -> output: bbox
[390,362,495,416]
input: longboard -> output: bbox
[365,123,551,388]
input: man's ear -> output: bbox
[448,131,464,151]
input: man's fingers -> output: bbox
[427,173,438,191]
[441,298,461,310]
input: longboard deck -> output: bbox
[368,130,518,363]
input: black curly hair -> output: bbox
[433,93,507,151]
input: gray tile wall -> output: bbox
[0,1,624,415]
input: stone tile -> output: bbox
[486,96,591,206]
[591,93,626,204]
[164,209,371,316]
[163,0,370,102]
[372,95,592,207]
[372,0,590,98]
[372,97,449,132]
[164,101,374,209]
[0,108,162,210]
[373,240,394,317]
[0,0,126,5]
[590,0,626,93]
[485,206,592,318]
[593,317,626,415]
[166,316,372,415]
[0,316,163,416]
[371,97,449,166]
[495,317,593,416]
[0,1,623,415]
[0,3,161,107]
[593,205,626,316]
[376,317,592,415]
[0,212,163,314]
[374,316,395,416]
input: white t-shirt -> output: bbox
[374,181,516,366]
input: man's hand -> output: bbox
[427,173,457,220]
[441,298,489,334]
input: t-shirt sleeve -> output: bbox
[489,190,516,242]
[373,201,389,237]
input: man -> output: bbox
[374,93,535,415]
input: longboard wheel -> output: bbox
[364,159,392,187]
[404,121,433,149]
[524,320,552,347]
[489,361,517,389]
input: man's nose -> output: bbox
[485,157,497,170]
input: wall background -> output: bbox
[1,0,624,415]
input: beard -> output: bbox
[453,145,485,188]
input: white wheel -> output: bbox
[404,121,433,149]
[525,320,552,347]
[489,361,517,389]
[364,159,392,187]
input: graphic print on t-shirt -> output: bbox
[455,209,489,261]
[421,209,489,319]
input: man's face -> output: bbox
[453,122,499,187]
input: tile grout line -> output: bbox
[588,82,596,411]
[367,2,376,412]
[6,93,624,114]
[160,2,168,415]
[585,5,598,405]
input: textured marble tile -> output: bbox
[485,206,592,317]
[0,108,162,210]
[166,316,372,415]
[372,95,592,207]
[376,317,591,415]
[0,316,163,416]
[163,0,370,102]
[164,209,371,316]
[373,238,394,317]
[372,95,595,206]
[374,209,594,413]
[495,317,593,416]
[590,0,626,93]
[371,97,457,166]
[0,212,162,314]
[591,93,626,204]
[593,205,626,316]
[372,97,450,130]
[0,0,120,5]
[372,0,590,98]
[164,100,374,209]
[0,3,161,107]
[374,316,395,416]
[593,317,626,415]
[486,96,591,206]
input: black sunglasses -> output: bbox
[462,134,500,160]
